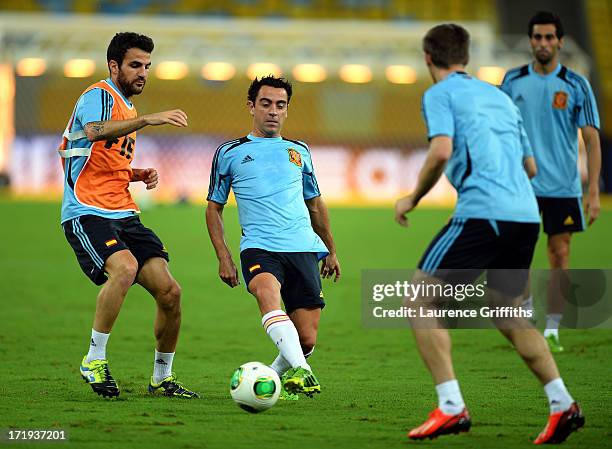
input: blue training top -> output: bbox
[422,71,540,223]
[501,63,600,198]
[207,134,329,257]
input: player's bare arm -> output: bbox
[305,196,341,282]
[131,168,159,190]
[205,200,240,287]
[84,109,188,142]
[524,156,538,179]
[581,125,601,225]
[395,135,452,226]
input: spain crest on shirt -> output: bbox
[552,91,568,109]
[287,148,302,167]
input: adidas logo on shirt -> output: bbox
[241,155,255,164]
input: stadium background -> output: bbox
[1,1,611,449]
[0,0,610,204]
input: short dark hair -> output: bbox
[107,32,154,68]
[247,75,293,104]
[423,24,470,69]
[528,11,564,38]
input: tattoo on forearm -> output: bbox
[87,121,105,137]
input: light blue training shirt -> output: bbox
[207,134,329,257]
[422,71,540,223]
[500,63,600,198]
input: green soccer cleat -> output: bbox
[279,389,299,401]
[278,374,299,401]
[80,356,120,398]
[546,334,564,353]
[148,374,200,398]
[282,367,320,397]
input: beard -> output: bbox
[117,71,145,97]
[534,50,554,65]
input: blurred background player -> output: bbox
[60,32,198,398]
[501,11,601,352]
[206,75,341,400]
[395,24,584,444]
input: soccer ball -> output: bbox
[230,362,281,413]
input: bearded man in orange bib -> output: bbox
[59,32,198,399]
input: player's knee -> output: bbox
[109,260,138,288]
[157,281,182,313]
[549,245,569,267]
[251,284,278,304]
[167,282,182,305]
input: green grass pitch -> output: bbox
[1,199,610,449]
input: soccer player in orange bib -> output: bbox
[60,32,198,398]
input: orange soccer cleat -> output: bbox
[534,402,584,444]
[408,407,471,440]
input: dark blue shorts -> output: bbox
[536,196,585,236]
[418,218,539,297]
[240,248,325,314]
[63,215,169,285]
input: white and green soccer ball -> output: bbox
[230,362,280,413]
